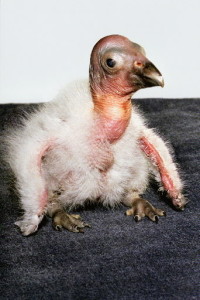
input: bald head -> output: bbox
[89,34,164,99]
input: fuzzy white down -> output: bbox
[5,80,183,232]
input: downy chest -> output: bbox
[87,115,130,173]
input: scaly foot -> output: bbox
[125,198,166,222]
[52,210,91,233]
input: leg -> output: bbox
[47,195,91,233]
[139,129,187,209]
[124,191,166,222]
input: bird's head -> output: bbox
[89,35,164,100]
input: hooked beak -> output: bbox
[134,60,164,89]
[142,61,164,88]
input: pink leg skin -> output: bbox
[139,136,186,209]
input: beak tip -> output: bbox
[160,78,164,88]
[154,74,164,88]
[160,76,164,88]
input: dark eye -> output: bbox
[106,58,116,68]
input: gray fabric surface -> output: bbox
[0,99,199,300]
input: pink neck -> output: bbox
[100,116,130,143]
[93,94,132,143]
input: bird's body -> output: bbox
[5,35,186,235]
[8,81,149,208]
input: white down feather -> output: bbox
[5,80,182,219]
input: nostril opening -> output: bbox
[134,61,143,68]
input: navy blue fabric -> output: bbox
[0,99,199,299]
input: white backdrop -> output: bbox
[0,0,200,103]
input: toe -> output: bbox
[125,207,136,216]
[154,208,166,216]
[125,208,134,216]
[147,211,159,222]
[134,215,142,222]
[83,223,91,228]
[70,214,81,220]
[53,224,62,231]
[69,225,84,233]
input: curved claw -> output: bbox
[134,215,141,222]
[83,223,91,228]
[155,215,159,223]
[54,224,62,231]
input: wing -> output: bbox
[139,128,187,209]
